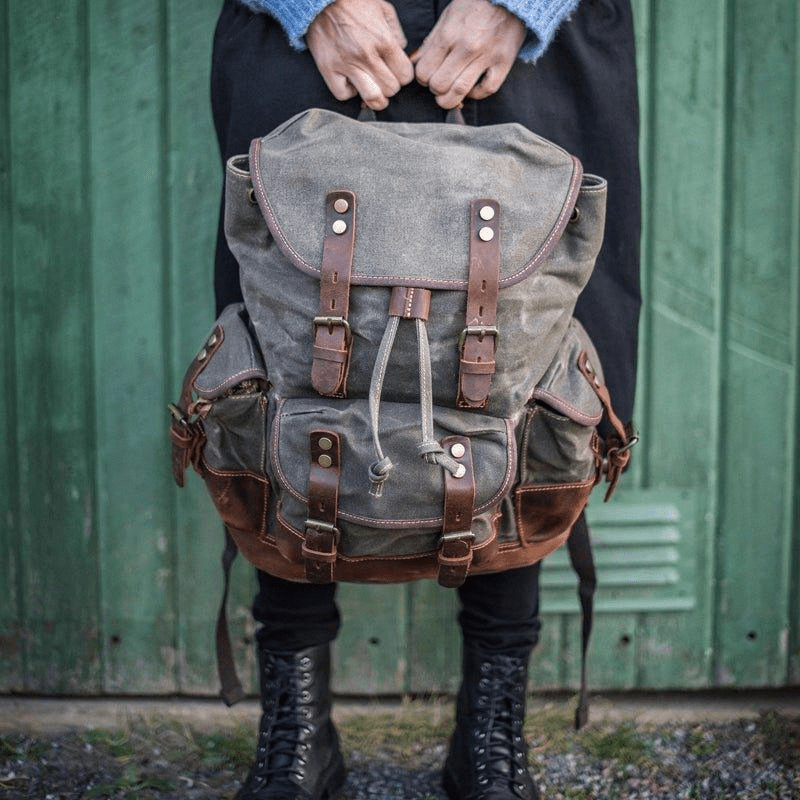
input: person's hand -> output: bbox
[306,0,415,110]
[412,0,526,109]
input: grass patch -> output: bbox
[686,725,717,757]
[580,723,649,765]
[0,734,50,762]
[525,701,578,753]
[338,701,453,765]
[758,711,800,768]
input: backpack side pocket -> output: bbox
[170,303,272,541]
[513,319,603,553]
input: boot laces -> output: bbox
[251,654,315,797]
[473,658,529,794]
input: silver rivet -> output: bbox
[207,333,218,348]
[318,437,333,451]
[450,443,466,459]
[318,454,333,468]
[454,464,467,479]
[479,226,494,242]
[332,219,347,235]
[333,198,349,214]
[479,205,495,221]
[197,348,207,361]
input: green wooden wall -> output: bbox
[1,0,798,697]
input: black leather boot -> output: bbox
[443,647,538,800]
[235,643,347,800]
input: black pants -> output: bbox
[210,0,640,656]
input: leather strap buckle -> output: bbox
[168,403,189,427]
[459,325,499,352]
[313,315,352,343]
[440,530,476,544]
[304,519,340,538]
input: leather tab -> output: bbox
[312,191,356,397]
[388,286,432,320]
[458,199,500,410]
[577,351,638,500]
[303,430,341,582]
[438,436,476,588]
[169,325,224,486]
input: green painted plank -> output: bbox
[716,355,792,685]
[714,0,798,688]
[0,0,24,692]
[568,614,638,691]
[646,0,729,691]
[646,0,726,489]
[725,1,797,364]
[790,0,800,688]
[629,0,652,489]
[648,1,727,322]
[406,580,460,695]
[527,614,565,690]
[334,584,408,694]
[165,0,237,694]
[88,0,175,693]
[636,612,711,688]
[648,313,716,488]
[8,0,101,692]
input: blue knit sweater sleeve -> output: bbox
[236,0,580,61]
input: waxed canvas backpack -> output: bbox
[170,107,635,590]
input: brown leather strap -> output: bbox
[303,430,341,582]
[438,436,476,588]
[388,286,432,320]
[577,350,638,501]
[311,191,356,398]
[168,325,224,486]
[458,199,500,410]
[216,528,247,706]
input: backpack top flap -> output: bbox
[248,108,582,289]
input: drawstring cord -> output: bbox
[367,316,399,497]
[368,316,463,497]
[415,318,463,475]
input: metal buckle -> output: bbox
[617,432,640,455]
[304,518,340,537]
[313,316,352,343]
[458,325,499,352]
[303,519,341,559]
[168,403,189,427]
[440,530,476,543]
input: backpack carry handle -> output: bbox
[358,102,466,126]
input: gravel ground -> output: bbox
[0,698,798,799]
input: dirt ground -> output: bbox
[1,695,798,799]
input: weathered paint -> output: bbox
[0,0,798,696]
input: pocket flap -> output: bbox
[531,318,603,426]
[193,303,268,399]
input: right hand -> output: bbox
[306,0,415,110]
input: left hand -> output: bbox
[411,0,526,109]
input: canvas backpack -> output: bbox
[169,108,636,714]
